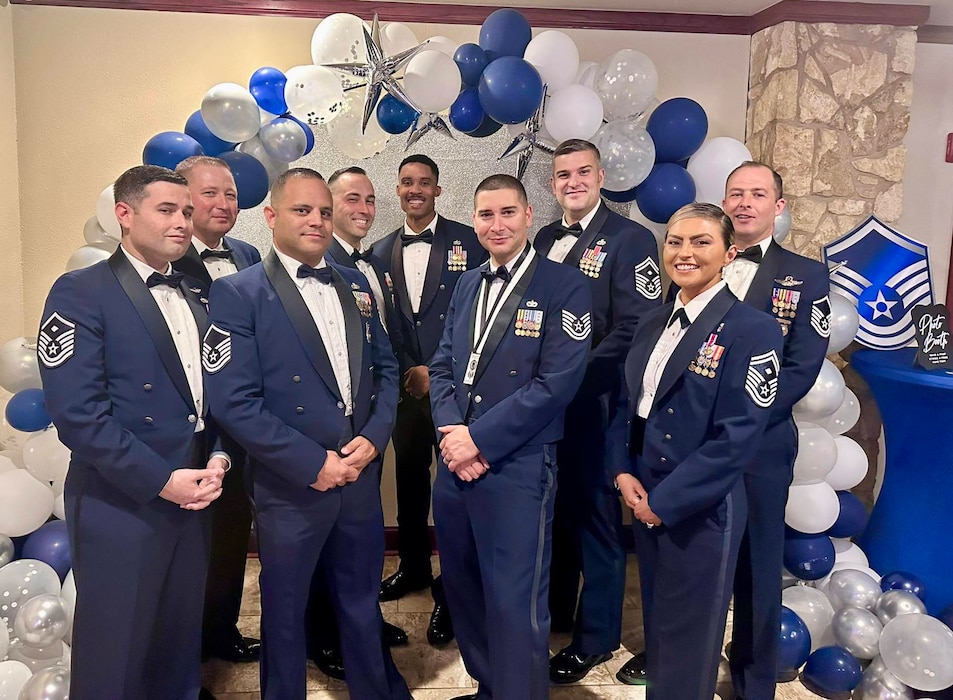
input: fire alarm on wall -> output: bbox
[947,133,953,163]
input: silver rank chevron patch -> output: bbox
[561,310,592,342]
[811,295,832,338]
[38,312,76,368]
[634,257,661,300]
[745,349,780,408]
[202,324,232,374]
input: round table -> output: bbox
[853,348,953,615]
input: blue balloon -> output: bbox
[478,57,543,125]
[449,88,486,134]
[646,97,709,163]
[778,606,812,677]
[635,163,697,224]
[249,66,288,116]
[142,131,204,171]
[479,8,532,62]
[218,151,269,210]
[5,388,52,433]
[937,603,953,630]
[783,529,835,581]
[826,490,869,539]
[22,521,71,582]
[454,43,490,88]
[880,570,927,602]
[287,115,315,156]
[601,186,639,204]
[376,95,418,135]
[468,115,503,138]
[184,110,236,157]
[802,646,862,694]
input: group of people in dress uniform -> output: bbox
[37,136,830,700]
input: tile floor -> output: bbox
[203,556,827,699]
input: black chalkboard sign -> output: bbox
[911,304,953,370]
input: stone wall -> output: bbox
[747,22,917,260]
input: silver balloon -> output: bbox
[0,337,42,394]
[880,613,953,692]
[0,560,61,634]
[0,534,14,567]
[5,641,66,673]
[14,665,69,700]
[792,358,845,421]
[237,136,289,185]
[258,117,308,163]
[824,568,881,611]
[200,82,261,143]
[831,606,882,659]
[591,120,656,192]
[594,49,658,121]
[875,590,926,625]
[827,292,860,354]
[774,207,792,243]
[13,595,70,648]
[857,656,914,700]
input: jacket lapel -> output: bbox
[743,240,782,310]
[224,237,253,271]
[327,239,358,269]
[417,217,449,316]
[625,308,668,419]
[564,204,609,269]
[533,224,555,257]
[263,251,342,401]
[330,269,365,403]
[108,251,195,411]
[389,228,414,326]
[173,244,212,287]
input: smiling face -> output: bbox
[722,164,784,250]
[330,172,376,249]
[185,164,238,247]
[265,175,333,267]
[116,181,194,271]
[473,187,532,268]
[664,217,737,302]
[397,161,440,229]
[551,148,605,224]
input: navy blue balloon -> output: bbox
[479,8,532,62]
[376,95,418,135]
[468,115,503,138]
[454,43,490,88]
[287,115,315,156]
[449,88,486,134]
[249,66,288,116]
[218,151,269,210]
[880,570,927,602]
[142,131,204,171]
[635,163,697,224]
[778,606,812,677]
[783,529,835,581]
[184,110,236,157]
[937,603,953,630]
[646,97,709,164]
[601,186,639,204]
[478,57,543,125]
[5,388,52,433]
[22,521,71,582]
[802,646,862,694]
[826,490,869,539]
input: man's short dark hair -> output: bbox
[399,154,439,182]
[328,166,368,188]
[474,174,528,208]
[553,139,601,164]
[174,156,232,180]
[270,167,325,205]
[727,161,784,200]
[113,165,188,210]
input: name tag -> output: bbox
[463,352,480,386]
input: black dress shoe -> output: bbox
[450,695,477,700]
[427,603,454,646]
[549,648,613,684]
[383,620,409,647]
[204,636,261,663]
[199,688,216,700]
[311,647,346,681]
[616,650,648,685]
[379,570,433,602]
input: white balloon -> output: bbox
[792,421,837,484]
[380,22,419,56]
[0,448,25,469]
[523,30,579,91]
[0,408,33,450]
[785,481,840,533]
[834,540,870,568]
[201,82,261,143]
[5,641,67,673]
[0,337,42,394]
[826,435,868,490]
[828,291,861,354]
[325,90,391,160]
[237,136,289,185]
[793,359,846,422]
[22,427,71,482]
[0,620,7,660]
[0,660,31,700]
[544,84,604,144]
[0,454,15,476]
[591,120,655,191]
[310,13,369,89]
[574,61,600,90]
[82,215,113,247]
[95,183,121,242]
[782,584,836,651]
[879,614,953,691]
[774,207,792,243]
[0,560,61,633]
[816,387,861,436]
[424,35,459,58]
[686,137,753,205]
[65,243,112,272]
[595,49,659,121]
[404,50,462,113]
[60,570,75,644]
[285,64,346,126]
[0,470,54,537]
[628,201,667,241]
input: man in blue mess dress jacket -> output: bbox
[372,154,487,644]
[173,156,263,667]
[429,174,591,700]
[37,165,227,699]
[204,168,410,700]
[533,139,661,684]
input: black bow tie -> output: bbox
[667,308,690,329]
[400,230,434,246]
[297,264,334,284]
[351,247,375,263]
[481,267,511,284]
[735,246,763,264]
[200,248,233,260]
[554,222,583,240]
[146,271,185,289]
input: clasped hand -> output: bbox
[438,425,489,482]
[160,455,228,510]
[616,474,662,527]
[311,436,378,492]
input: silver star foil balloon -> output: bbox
[323,14,428,134]
[498,87,553,181]
[406,112,455,150]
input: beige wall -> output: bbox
[0,2,23,340]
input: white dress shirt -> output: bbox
[274,247,352,416]
[402,212,438,314]
[546,202,601,264]
[191,237,238,281]
[637,281,727,419]
[333,233,387,333]
[121,246,205,432]
[722,237,771,301]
